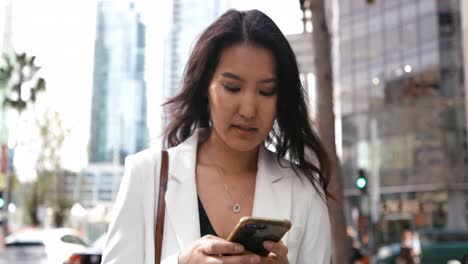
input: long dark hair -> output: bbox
[164,9,332,199]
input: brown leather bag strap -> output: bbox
[155,150,169,264]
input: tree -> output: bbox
[0,51,46,232]
[0,52,46,112]
[23,177,50,226]
[301,0,349,263]
[22,109,72,227]
[35,109,72,227]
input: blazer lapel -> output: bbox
[164,133,294,250]
[252,146,293,242]
[165,132,200,251]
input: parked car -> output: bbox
[377,242,400,264]
[66,233,106,264]
[377,229,468,264]
[418,229,468,264]
[5,228,89,264]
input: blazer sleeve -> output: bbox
[101,155,145,264]
[296,196,331,263]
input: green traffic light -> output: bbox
[356,178,367,189]
[0,198,5,209]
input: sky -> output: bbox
[2,0,303,181]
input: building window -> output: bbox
[340,74,354,115]
[101,172,114,178]
[420,48,439,70]
[355,36,369,63]
[353,18,368,40]
[384,5,400,29]
[401,2,417,22]
[402,20,418,50]
[340,23,353,42]
[419,13,438,43]
[354,87,370,113]
[384,0,400,10]
[339,0,351,15]
[419,0,437,16]
[341,40,353,66]
[369,13,382,34]
[369,31,383,60]
[384,27,400,54]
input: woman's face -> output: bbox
[207,43,277,152]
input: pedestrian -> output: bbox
[347,226,365,264]
[101,9,332,264]
[395,229,421,264]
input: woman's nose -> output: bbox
[238,93,257,120]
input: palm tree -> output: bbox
[0,52,46,112]
[300,0,349,263]
[0,51,46,233]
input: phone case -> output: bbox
[227,217,292,256]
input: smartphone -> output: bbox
[227,217,292,256]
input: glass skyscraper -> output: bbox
[162,0,231,116]
[89,0,148,165]
[336,0,467,242]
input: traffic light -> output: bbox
[0,190,5,209]
[356,169,368,193]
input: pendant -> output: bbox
[232,203,241,213]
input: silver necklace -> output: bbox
[212,166,254,214]
[223,183,253,213]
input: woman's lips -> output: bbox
[232,124,257,136]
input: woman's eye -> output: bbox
[259,90,276,96]
[223,84,240,93]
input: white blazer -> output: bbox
[101,130,331,264]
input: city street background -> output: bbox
[0,0,468,263]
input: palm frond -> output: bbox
[36,78,46,91]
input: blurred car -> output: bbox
[418,229,468,264]
[66,233,106,264]
[5,227,89,264]
[377,229,468,264]
[376,242,400,264]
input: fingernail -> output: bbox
[235,245,244,253]
[263,241,273,250]
[250,255,261,264]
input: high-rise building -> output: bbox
[162,0,231,126]
[336,0,467,242]
[85,0,147,207]
[89,0,148,165]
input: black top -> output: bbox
[198,196,219,237]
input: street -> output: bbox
[0,248,49,264]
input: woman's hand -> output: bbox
[259,241,289,264]
[178,235,261,264]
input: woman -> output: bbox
[102,9,332,264]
